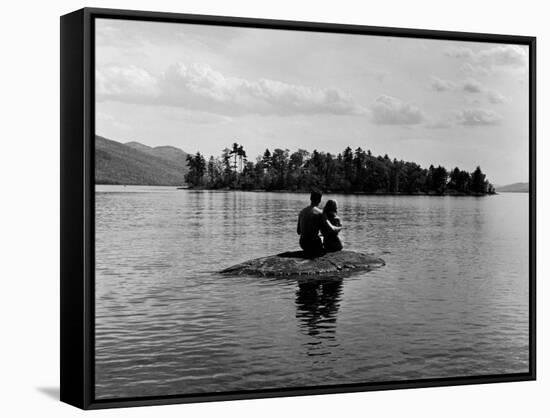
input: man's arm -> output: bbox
[297,213,301,235]
[323,216,342,233]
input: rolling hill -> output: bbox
[495,182,529,193]
[125,141,189,167]
[95,135,189,186]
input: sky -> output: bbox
[95,18,530,185]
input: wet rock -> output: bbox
[220,250,385,277]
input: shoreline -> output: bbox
[96,184,498,197]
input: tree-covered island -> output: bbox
[185,142,495,195]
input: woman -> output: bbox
[321,199,343,252]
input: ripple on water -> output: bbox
[95,189,529,399]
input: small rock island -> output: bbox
[221,250,385,277]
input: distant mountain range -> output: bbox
[95,135,189,186]
[495,182,529,193]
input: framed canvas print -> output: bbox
[60,8,536,409]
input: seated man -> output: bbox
[297,191,325,257]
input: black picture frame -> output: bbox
[60,7,536,410]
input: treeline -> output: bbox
[185,143,495,195]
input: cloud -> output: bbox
[366,69,389,83]
[459,62,491,76]
[162,63,367,116]
[370,95,424,125]
[487,90,509,104]
[431,76,491,95]
[456,109,502,126]
[96,19,244,50]
[446,45,528,72]
[429,74,508,105]
[466,98,483,106]
[476,45,527,67]
[430,76,456,92]
[460,79,511,105]
[96,63,367,117]
[445,46,474,59]
[425,120,451,129]
[96,65,159,99]
[462,78,483,93]
[460,78,509,104]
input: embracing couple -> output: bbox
[297,191,343,258]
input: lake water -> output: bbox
[94,186,529,399]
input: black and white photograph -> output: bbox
[93,16,531,400]
[4,0,550,415]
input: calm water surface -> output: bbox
[95,186,529,399]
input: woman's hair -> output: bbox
[323,199,338,215]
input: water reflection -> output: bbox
[295,278,343,351]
